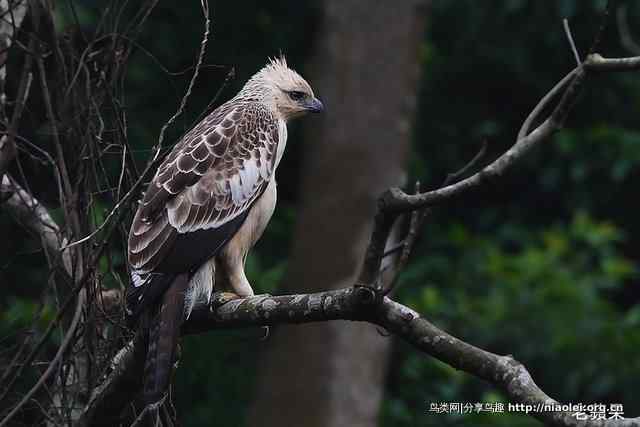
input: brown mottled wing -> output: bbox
[126,101,279,315]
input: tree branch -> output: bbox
[0,0,33,179]
[0,289,86,427]
[377,53,640,216]
[81,290,640,427]
[583,53,640,72]
[376,297,640,427]
[0,174,72,272]
[616,4,640,55]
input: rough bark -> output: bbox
[247,1,427,426]
[84,289,640,427]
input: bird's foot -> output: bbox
[255,294,273,340]
[210,291,243,310]
[260,325,270,340]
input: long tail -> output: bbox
[142,273,189,405]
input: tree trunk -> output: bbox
[247,1,427,426]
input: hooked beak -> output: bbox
[305,97,324,113]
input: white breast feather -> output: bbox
[275,119,288,168]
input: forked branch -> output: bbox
[84,290,640,427]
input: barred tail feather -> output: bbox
[143,273,189,405]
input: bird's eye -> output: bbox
[288,91,306,101]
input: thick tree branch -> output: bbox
[82,290,640,427]
[0,174,72,272]
[184,288,372,334]
[583,53,640,72]
[376,298,639,427]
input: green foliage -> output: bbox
[383,213,638,426]
[0,298,55,333]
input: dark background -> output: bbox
[1,1,639,426]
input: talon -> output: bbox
[260,325,270,340]
[210,291,242,310]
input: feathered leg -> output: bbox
[216,241,255,298]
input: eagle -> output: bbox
[126,56,323,405]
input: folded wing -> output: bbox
[126,102,279,315]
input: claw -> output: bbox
[209,291,242,311]
[260,325,270,340]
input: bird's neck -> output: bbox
[274,118,288,171]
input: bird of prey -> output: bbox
[126,56,323,405]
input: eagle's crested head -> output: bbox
[243,55,324,121]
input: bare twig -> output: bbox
[0,175,72,271]
[0,289,86,427]
[381,139,489,296]
[383,181,427,296]
[443,139,488,186]
[0,270,83,409]
[153,0,211,161]
[616,4,640,55]
[61,0,213,251]
[0,21,35,178]
[517,68,578,141]
[377,2,631,216]
[381,57,629,214]
[563,18,581,66]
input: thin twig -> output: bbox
[381,136,489,296]
[0,290,86,427]
[61,0,212,250]
[563,18,581,66]
[153,0,210,162]
[383,181,427,296]
[0,28,36,178]
[616,4,640,55]
[517,68,578,141]
[443,139,488,186]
